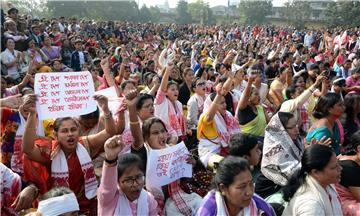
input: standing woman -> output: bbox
[22,94,117,214]
[197,156,276,216]
[306,92,345,155]
[155,62,189,142]
[178,67,195,105]
[282,144,343,216]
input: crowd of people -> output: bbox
[1,4,360,216]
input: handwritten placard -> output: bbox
[95,86,121,115]
[146,142,192,188]
[34,71,97,120]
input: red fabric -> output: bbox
[1,108,12,134]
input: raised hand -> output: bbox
[311,136,332,146]
[21,94,37,114]
[93,95,109,114]
[1,94,23,109]
[125,89,138,107]
[104,135,124,161]
[11,185,38,212]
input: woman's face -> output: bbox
[53,61,62,71]
[44,37,51,46]
[166,84,179,102]
[194,79,206,96]
[138,98,154,120]
[247,144,261,166]
[147,122,167,149]
[220,169,254,211]
[118,165,145,202]
[217,96,227,115]
[6,39,15,50]
[329,101,345,118]
[235,70,245,81]
[56,119,80,152]
[249,88,260,105]
[285,117,299,140]
[295,77,306,88]
[312,153,342,186]
[28,40,35,48]
[184,71,194,83]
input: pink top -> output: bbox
[346,76,360,93]
[97,164,158,216]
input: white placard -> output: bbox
[34,71,97,120]
[145,142,192,188]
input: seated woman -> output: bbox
[197,81,240,168]
[98,136,157,216]
[340,93,360,138]
[22,94,116,214]
[41,36,61,61]
[197,156,276,216]
[306,92,345,155]
[127,90,202,216]
[282,144,343,215]
[255,112,304,205]
[154,62,189,142]
[336,131,360,216]
[236,74,269,140]
[268,67,291,108]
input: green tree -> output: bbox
[139,5,152,23]
[176,0,192,25]
[188,0,215,25]
[325,1,360,28]
[3,0,51,18]
[148,6,161,23]
[238,0,272,25]
[284,0,311,29]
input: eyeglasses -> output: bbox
[122,175,145,187]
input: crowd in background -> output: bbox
[1,4,360,216]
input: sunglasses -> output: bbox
[196,82,206,87]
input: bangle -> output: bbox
[104,112,112,119]
[130,121,139,125]
[105,157,118,164]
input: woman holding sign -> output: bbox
[197,156,276,216]
[98,135,158,216]
[22,94,117,215]
[126,90,202,216]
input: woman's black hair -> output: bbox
[53,117,79,133]
[117,153,144,180]
[120,80,135,91]
[80,107,100,120]
[167,80,179,89]
[278,112,294,128]
[214,156,250,190]
[285,85,297,100]
[41,187,73,201]
[275,66,287,77]
[343,93,360,123]
[142,117,167,140]
[282,144,334,201]
[229,133,258,158]
[191,77,201,90]
[291,76,304,87]
[342,130,360,156]
[136,93,154,111]
[312,92,341,119]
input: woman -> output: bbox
[268,67,290,107]
[197,156,276,216]
[236,74,269,139]
[336,131,360,216]
[256,112,304,202]
[155,62,188,141]
[340,93,360,139]
[178,67,195,105]
[49,23,63,47]
[60,38,73,67]
[98,136,158,216]
[345,67,360,94]
[22,94,116,214]
[187,78,207,149]
[306,92,345,155]
[26,39,48,67]
[127,90,202,216]
[41,36,61,61]
[282,144,343,216]
[197,81,240,168]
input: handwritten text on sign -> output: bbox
[146,142,192,188]
[34,72,97,120]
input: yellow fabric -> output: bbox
[307,94,317,123]
[205,57,213,65]
[197,114,218,140]
[42,119,55,139]
[270,79,284,91]
[239,105,266,136]
[38,65,52,72]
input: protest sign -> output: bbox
[34,71,97,120]
[95,86,121,115]
[146,142,192,188]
